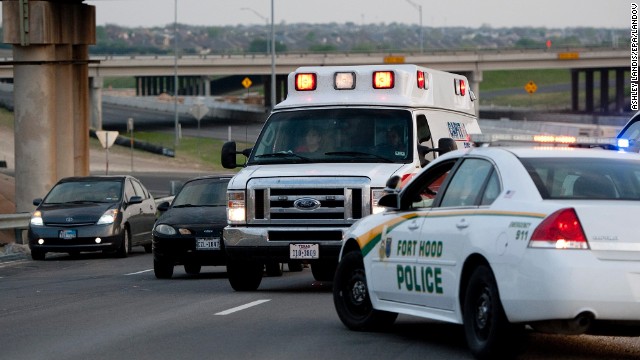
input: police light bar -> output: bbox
[471,134,622,150]
[373,71,394,89]
[334,72,356,90]
[295,73,317,91]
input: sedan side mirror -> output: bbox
[128,195,143,205]
[33,198,43,206]
[157,201,170,212]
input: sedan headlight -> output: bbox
[227,190,246,224]
[154,224,177,235]
[97,209,118,225]
[30,210,43,226]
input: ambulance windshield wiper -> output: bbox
[255,151,312,163]
[325,151,394,163]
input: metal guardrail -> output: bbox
[0,196,175,243]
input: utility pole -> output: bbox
[405,0,423,53]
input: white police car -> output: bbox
[333,135,640,359]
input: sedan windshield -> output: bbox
[520,157,640,200]
[248,108,413,165]
[44,181,123,204]
[172,179,229,207]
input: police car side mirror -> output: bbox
[221,142,252,169]
[378,193,400,209]
[384,175,401,192]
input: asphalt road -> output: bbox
[1,254,639,360]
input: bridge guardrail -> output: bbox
[0,196,175,244]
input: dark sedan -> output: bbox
[152,175,231,278]
[28,175,157,260]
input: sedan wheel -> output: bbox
[115,228,131,258]
[154,259,174,279]
[184,263,202,275]
[31,250,46,261]
[333,251,397,331]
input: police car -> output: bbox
[332,134,640,359]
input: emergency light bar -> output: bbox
[373,71,394,89]
[295,73,317,91]
[471,133,624,150]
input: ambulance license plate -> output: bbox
[290,244,319,259]
[196,237,220,250]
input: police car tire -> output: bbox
[333,251,398,331]
[227,259,263,291]
[463,265,523,359]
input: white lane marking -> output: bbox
[215,299,271,315]
[124,269,154,276]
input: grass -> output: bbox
[481,69,570,91]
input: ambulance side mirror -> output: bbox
[221,141,252,169]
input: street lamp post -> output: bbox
[270,0,276,110]
[240,7,269,54]
[173,0,179,147]
[405,0,423,53]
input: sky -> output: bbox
[78,0,631,29]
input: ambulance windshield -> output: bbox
[249,108,413,165]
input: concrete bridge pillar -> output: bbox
[470,70,483,117]
[3,1,95,214]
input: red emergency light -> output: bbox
[295,73,317,91]
[372,71,394,89]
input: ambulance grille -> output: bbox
[246,178,371,225]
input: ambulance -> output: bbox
[220,64,481,291]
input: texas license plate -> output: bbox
[290,244,319,259]
[196,237,220,250]
[59,229,77,239]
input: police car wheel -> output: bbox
[463,265,523,359]
[333,251,397,331]
[227,258,263,291]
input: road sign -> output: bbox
[190,103,209,121]
[524,81,537,94]
[242,77,253,89]
[96,131,119,149]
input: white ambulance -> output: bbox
[221,64,481,291]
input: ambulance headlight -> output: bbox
[371,189,387,214]
[227,191,246,224]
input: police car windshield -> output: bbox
[520,157,640,200]
[248,108,413,165]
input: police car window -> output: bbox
[480,170,501,206]
[521,157,640,200]
[440,158,493,207]
[402,159,458,209]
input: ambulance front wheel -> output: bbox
[333,251,397,331]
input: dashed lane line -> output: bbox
[215,299,271,315]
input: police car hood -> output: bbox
[229,163,411,188]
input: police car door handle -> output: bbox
[456,219,469,229]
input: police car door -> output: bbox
[369,159,456,306]
[417,157,496,311]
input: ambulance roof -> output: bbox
[274,64,476,116]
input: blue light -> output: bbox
[617,138,630,148]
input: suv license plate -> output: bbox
[290,244,319,259]
[196,237,220,250]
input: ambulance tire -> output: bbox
[311,262,337,282]
[333,251,398,331]
[227,258,263,291]
[463,265,524,360]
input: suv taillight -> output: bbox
[528,208,589,249]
